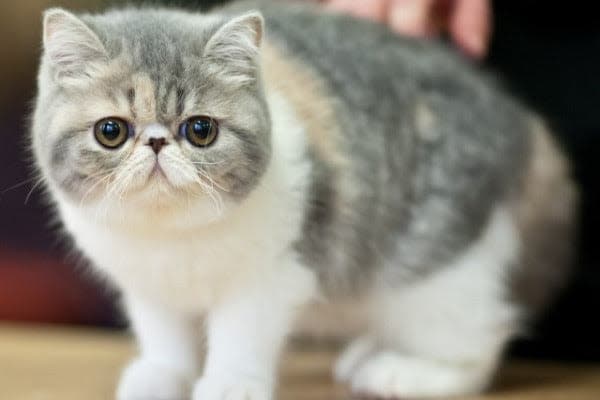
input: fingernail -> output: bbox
[389,4,428,36]
[463,33,486,58]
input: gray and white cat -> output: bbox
[31,1,577,399]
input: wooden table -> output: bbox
[1,324,600,399]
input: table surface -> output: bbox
[1,323,600,400]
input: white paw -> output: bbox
[334,336,377,382]
[117,358,195,400]
[192,375,272,400]
[346,351,490,399]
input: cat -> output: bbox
[31,1,577,399]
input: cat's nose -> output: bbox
[143,123,170,154]
[148,137,167,154]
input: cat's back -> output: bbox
[256,3,575,311]
[235,0,531,192]
[226,1,555,295]
[229,1,515,119]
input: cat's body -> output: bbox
[32,1,576,399]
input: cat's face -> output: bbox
[32,8,270,221]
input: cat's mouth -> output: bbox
[146,162,173,187]
[150,163,166,178]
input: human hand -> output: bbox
[320,0,492,59]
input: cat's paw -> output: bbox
[192,375,272,400]
[116,358,195,400]
[341,350,489,399]
[334,336,377,382]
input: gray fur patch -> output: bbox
[244,2,542,297]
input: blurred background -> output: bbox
[0,0,598,360]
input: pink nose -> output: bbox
[148,137,167,154]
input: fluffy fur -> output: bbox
[31,1,577,399]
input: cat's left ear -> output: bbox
[203,11,264,85]
[43,8,108,81]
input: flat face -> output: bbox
[34,8,271,224]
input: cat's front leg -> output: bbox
[117,295,201,400]
[193,261,316,400]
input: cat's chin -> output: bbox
[119,176,229,221]
[119,164,192,198]
[91,186,230,230]
[130,179,196,203]
[145,168,178,191]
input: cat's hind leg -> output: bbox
[336,207,521,398]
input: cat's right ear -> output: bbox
[203,12,264,86]
[42,8,108,80]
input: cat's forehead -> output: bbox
[74,11,233,125]
[82,9,219,72]
[93,68,227,127]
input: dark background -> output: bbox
[0,1,598,360]
[489,1,599,361]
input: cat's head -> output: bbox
[32,8,270,223]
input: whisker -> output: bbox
[189,160,225,166]
[24,177,46,205]
[196,167,229,193]
[162,152,225,215]
[2,176,40,194]
[79,168,116,206]
[80,171,115,208]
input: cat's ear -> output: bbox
[203,11,264,85]
[42,8,108,80]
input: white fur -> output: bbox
[335,206,521,398]
[56,89,317,400]
[141,123,170,141]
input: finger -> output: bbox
[325,0,390,22]
[449,0,492,59]
[387,0,439,36]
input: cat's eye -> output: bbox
[179,116,219,147]
[94,117,130,149]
